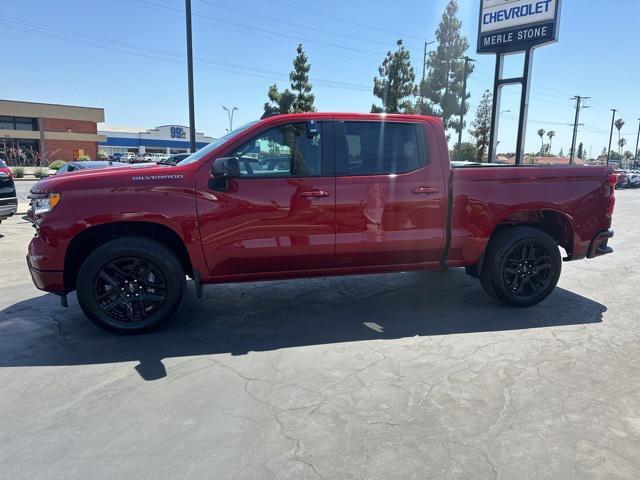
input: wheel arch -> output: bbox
[469,208,574,278]
[64,221,193,290]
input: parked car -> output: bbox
[118,153,136,163]
[157,153,190,166]
[614,170,629,189]
[26,113,616,334]
[628,171,640,188]
[0,160,17,224]
[55,161,130,174]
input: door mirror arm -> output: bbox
[209,157,241,191]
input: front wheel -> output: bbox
[480,227,561,307]
[76,237,185,334]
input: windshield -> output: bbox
[176,121,259,166]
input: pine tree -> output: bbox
[263,44,315,118]
[290,44,315,112]
[263,84,295,118]
[469,89,492,162]
[371,40,416,113]
[577,142,584,160]
[419,0,473,137]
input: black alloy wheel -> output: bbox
[76,237,185,334]
[502,241,553,297]
[95,257,167,323]
[481,226,561,307]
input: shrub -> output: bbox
[77,154,91,161]
[12,166,25,178]
[49,160,66,171]
[33,167,49,179]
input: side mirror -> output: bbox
[209,156,240,191]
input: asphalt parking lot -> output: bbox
[1,191,639,480]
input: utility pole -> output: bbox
[419,41,435,111]
[634,118,640,167]
[569,96,589,164]
[607,109,617,166]
[223,106,238,132]
[456,56,475,160]
[185,0,196,153]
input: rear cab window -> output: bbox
[335,121,427,175]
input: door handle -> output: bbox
[412,187,439,195]
[299,190,330,198]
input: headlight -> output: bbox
[31,192,61,215]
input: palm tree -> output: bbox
[619,137,627,155]
[537,129,546,155]
[614,118,625,155]
[546,130,556,154]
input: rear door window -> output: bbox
[336,121,426,175]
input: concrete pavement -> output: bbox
[1,191,639,479]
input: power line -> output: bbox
[132,0,386,58]
[265,0,427,41]
[199,0,422,50]
[0,16,374,92]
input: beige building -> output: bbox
[0,99,106,164]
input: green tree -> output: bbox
[290,44,315,112]
[371,40,416,113]
[576,142,584,160]
[263,44,315,117]
[450,142,477,162]
[618,137,627,154]
[537,129,546,155]
[614,118,625,154]
[419,0,473,138]
[559,147,564,157]
[263,85,295,118]
[546,130,556,154]
[469,89,492,162]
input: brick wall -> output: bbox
[43,140,98,162]
[42,118,97,134]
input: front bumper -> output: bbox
[26,254,66,294]
[0,197,17,219]
[587,230,614,259]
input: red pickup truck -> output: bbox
[27,113,616,334]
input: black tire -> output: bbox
[76,237,185,334]
[480,226,561,307]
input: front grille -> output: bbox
[0,197,17,206]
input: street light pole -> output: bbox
[419,41,435,111]
[634,118,640,168]
[607,109,617,166]
[456,56,474,160]
[185,0,196,153]
[223,106,238,132]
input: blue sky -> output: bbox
[2,0,639,155]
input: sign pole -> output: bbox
[478,0,561,165]
[515,48,533,165]
[487,55,503,163]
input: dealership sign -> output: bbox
[477,0,560,54]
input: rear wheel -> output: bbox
[76,237,185,334]
[480,227,561,307]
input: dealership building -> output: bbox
[98,125,214,156]
[0,99,105,163]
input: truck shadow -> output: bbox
[0,269,606,380]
